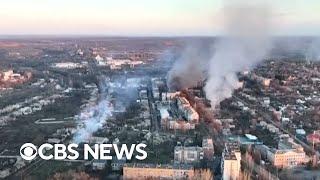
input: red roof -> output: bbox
[307,134,320,142]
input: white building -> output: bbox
[296,129,306,136]
[106,58,144,69]
[262,97,270,107]
[53,62,84,69]
[185,106,199,122]
[221,142,241,180]
[2,70,14,81]
[92,160,107,170]
[95,55,104,61]
[160,108,170,120]
[176,97,199,122]
[168,120,195,130]
[174,146,203,164]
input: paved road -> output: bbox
[146,78,159,132]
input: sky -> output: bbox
[0,0,319,36]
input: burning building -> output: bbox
[159,95,199,131]
[177,96,199,123]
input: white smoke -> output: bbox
[306,38,320,61]
[73,99,113,143]
[205,1,272,107]
[73,79,113,143]
[72,77,142,143]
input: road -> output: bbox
[146,78,159,132]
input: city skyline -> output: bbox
[0,0,319,36]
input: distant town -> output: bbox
[0,37,319,180]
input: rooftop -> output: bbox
[123,163,194,170]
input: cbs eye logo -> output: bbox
[20,143,37,161]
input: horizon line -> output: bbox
[0,34,319,39]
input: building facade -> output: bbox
[123,163,194,179]
[270,150,306,168]
[174,146,204,164]
[221,142,241,180]
[268,137,306,168]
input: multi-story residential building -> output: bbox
[176,96,199,122]
[268,137,306,168]
[168,120,196,131]
[123,163,194,180]
[221,142,241,180]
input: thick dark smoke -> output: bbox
[167,42,211,91]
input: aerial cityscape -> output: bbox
[0,0,320,180]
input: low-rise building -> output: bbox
[168,120,195,131]
[52,62,85,69]
[92,160,107,170]
[0,69,32,88]
[111,157,126,171]
[174,146,203,164]
[296,129,306,136]
[307,130,320,145]
[106,58,144,69]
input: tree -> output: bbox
[253,150,262,165]
[49,170,97,180]
[239,170,251,180]
[193,169,214,180]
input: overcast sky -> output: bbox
[0,0,319,36]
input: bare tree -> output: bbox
[193,169,214,180]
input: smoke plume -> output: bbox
[167,43,211,90]
[73,99,113,143]
[205,1,272,107]
[306,38,320,61]
[72,77,142,143]
[73,79,113,143]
